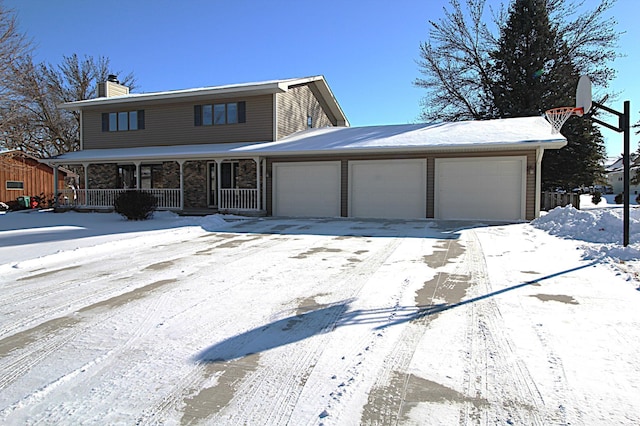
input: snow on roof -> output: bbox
[237,116,565,154]
[48,116,565,164]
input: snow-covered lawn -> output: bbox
[0,201,639,425]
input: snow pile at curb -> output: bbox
[532,205,640,261]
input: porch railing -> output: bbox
[57,188,259,211]
[219,189,258,210]
[58,189,181,210]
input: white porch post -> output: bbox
[134,161,141,189]
[178,160,185,210]
[255,157,261,211]
[216,159,222,209]
[262,158,267,213]
[82,163,89,190]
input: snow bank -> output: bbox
[532,205,640,261]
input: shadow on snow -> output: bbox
[194,262,597,364]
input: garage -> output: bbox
[435,157,526,221]
[348,159,427,219]
[272,161,341,217]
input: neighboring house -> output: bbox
[0,150,71,207]
[48,75,566,221]
[606,154,640,195]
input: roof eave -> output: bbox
[246,140,567,157]
[45,140,566,165]
[59,81,290,110]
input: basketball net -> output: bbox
[545,107,584,134]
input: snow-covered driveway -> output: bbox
[0,212,638,425]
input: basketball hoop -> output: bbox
[545,106,584,134]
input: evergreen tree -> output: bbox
[491,0,604,189]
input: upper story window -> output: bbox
[307,116,313,129]
[102,110,145,132]
[194,101,245,126]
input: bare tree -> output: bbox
[415,0,620,122]
[0,2,31,130]
[1,54,136,157]
[414,0,499,121]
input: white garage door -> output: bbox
[272,161,341,217]
[435,157,526,221]
[349,159,427,219]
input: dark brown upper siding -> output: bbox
[82,95,274,150]
[276,84,335,139]
[265,149,539,220]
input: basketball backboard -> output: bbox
[576,75,592,116]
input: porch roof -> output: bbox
[46,116,566,165]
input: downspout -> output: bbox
[535,147,544,218]
[272,94,278,141]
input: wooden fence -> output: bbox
[541,192,580,211]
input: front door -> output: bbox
[208,162,217,207]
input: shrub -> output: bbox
[614,193,623,204]
[591,191,602,205]
[114,190,157,220]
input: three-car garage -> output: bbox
[271,156,527,222]
[263,117,566,222]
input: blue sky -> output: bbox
[4,0,638,157]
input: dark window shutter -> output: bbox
[102,113,109,132]
[238,101,246,123]
[194,105,202,126]
[137,110,145,129]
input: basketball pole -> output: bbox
[588,100,631,247]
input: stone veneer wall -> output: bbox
[162,162,180,188]
[88,164,117,189]
[183,161,207,208]
[237,159,257,189]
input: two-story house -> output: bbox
[49,75,567,221]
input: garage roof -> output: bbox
[241,116,566,154]
[47,116,565,164]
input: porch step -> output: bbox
[178,208,267,217]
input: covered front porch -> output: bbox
[48,144,266,214]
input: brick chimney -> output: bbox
[97,74,129,98]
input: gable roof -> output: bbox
[59,75,349,127]
[46,116,565,165]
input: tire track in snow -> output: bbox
[356,229,548,425]
[207,238,405,425]
[0,278,176,414]
[136,237,403,425]
[0,233,288,341]
[458,230,546,426]
[1,232,295,420]
[359,236,467,425]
